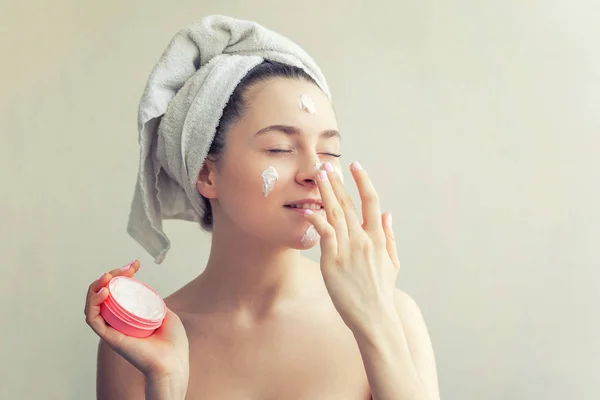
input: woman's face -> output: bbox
[200,77,342,249]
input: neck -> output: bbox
[194,220,322,318]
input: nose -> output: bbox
[296,156,322,187]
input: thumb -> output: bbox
[381,212,400,270]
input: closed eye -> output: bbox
[268,149,341,158]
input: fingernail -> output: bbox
[97,287,105,295]
[351,161,363,171]
[323,162,334,173]
[318,170,328,181]
[121,259,136,271]
[304,209,314,215]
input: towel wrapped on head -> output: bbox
[127,15,331,264]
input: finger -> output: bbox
[85,260,140,315]
[303,209,338,260]
[322,162,363,235]
[85,273,108,315]
[350,162,384,235]
[85,286,129,347]
[317,166,349,251]
[381,212,400,269]
[107,259,140,277]
[85,286,111,337]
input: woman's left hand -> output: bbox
[304,161,401,333]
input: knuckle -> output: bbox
[320,226,335,239]
[329,206,343,220]
[341,195,357,210]
[361,240,372,251]
[362,191,379,204]
[353,236,371,251]
[325,226,337,238]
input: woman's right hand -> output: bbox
[84,260,190,382]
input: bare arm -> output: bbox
[354,289,440,400]
[97,339,187,400]
[97,339,146,399]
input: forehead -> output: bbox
[241,78,338,132]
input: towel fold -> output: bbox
[127,15,330,264]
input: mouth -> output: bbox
[283,204,324,211]
[283,204,325,216]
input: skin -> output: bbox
[85,78,440,399]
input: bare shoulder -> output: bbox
[393,288,422,316]
[162,276,202,313]
[392,289,433,349]
[162,281,205,338]
[392,288,432,348]
[392,288,441,400]
[96,339,145,400]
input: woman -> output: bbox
[84,17,440,400]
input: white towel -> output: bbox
[127,15,331,264]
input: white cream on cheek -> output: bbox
[261,165,279,197]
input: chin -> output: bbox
[288,228,321,250]
[286,240,319,251]
[252,217,320,249]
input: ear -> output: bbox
[196,159,218,199]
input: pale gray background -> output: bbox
[1,0,598,399]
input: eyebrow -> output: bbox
[253,125,341,141]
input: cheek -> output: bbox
[223,167,261,201]
[217,163,279,217]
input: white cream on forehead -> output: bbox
[301,225,319,247]
[109,278,165,320]
[261,165,279,197]
[299,94,316,114]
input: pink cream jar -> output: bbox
[100,276,166,338]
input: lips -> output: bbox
[284,198,323,208]
[284,204,323,210]
[285,208,325,216]
[284,205,326,216]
